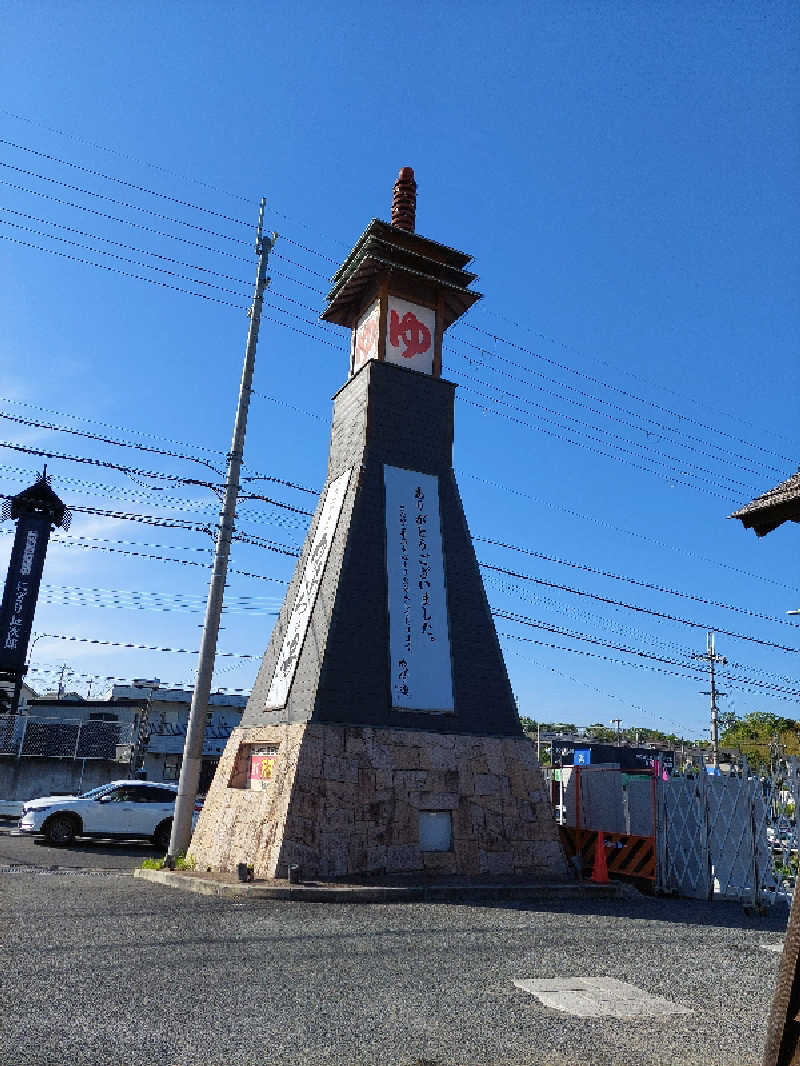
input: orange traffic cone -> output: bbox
[590,831,610,884]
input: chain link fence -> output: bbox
[0,714,135,760]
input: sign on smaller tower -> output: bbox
[0,470,70,710]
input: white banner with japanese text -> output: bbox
[265,468,352,708]
[384,464,453,712]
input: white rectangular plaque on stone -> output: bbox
[265,468,352,708]
[383,464,453,712]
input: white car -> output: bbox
[18,780,201,849]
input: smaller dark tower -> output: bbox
[0,470,70,711]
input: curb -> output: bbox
[133,867,624,903]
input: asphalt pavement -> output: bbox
[0,828,789,1066]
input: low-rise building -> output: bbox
[108,680,247,790]
[0,678,247,799]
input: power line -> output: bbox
[37,632,258,659]
[26,662,253,695]
[38,581,280,615]
[469,303,799,455]
[0,409,786,631]
[0,204,254,286]
[0,395,227,461]
[0,230,248,309]
[0,137,252,228]
[0,398,321,493]
[1,243,751,501]
[496,609,800,697]
[0,176,253,261]
[40,528,798,691]
[0,437,222,488]
[455,380,752,502]
[484,569,800,692]
[0,111,353,248]
[0,409,224,475]
[279,233,338,264]
[0,438,786,633]
[467,471,797,594]
[0,109,253,205]
[6,127,785,470]
[0,216,777,506]
[498,630,800,704]
[247,388,327,424]
[448,342,779,482]
[459,393,735,503]
[0,159,250,244]
[272,249,329,281]
[479,562,800,654]
[0,214,250,298]
[476,540,800,629]
[49,534,289,585]
[37,528,797,693]
[458,322,796,468]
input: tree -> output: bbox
[584,723,618,742]
[721,710,800,771]
[718,710,739,734]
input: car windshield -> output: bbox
[78,784,118,800]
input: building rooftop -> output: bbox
[729,465,800,536]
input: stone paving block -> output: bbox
[514,977,693,1018]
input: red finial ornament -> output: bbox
[391,166,417,231]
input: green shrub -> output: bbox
[140,853,195,871]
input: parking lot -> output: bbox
[0,827,789,1066]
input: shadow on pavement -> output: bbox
[480,892,790,932]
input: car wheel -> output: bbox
[152,819,172,851]
[44,814,79,846]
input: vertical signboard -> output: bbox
[383,465,453,712]
[265,468,352,708]
[385,296,436,376]
[0,514,51,673]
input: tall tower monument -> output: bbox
[190,171,569,881]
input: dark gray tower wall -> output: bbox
[243,358,522,738]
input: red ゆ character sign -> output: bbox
[385,297,436,374]
[389,309,431,360]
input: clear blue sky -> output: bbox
[0,2,797,740]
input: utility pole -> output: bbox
[610,718,622,741]
[692,631,727,770]
[167,199,275,862]
[57,663,70,700]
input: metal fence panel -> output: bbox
[657,761,800,907]
[0,715,134,760]
[657,771,712,900]
[21,719,80,758]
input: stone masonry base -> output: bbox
[188,723,571,882]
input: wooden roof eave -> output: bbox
[321,254,482,329]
